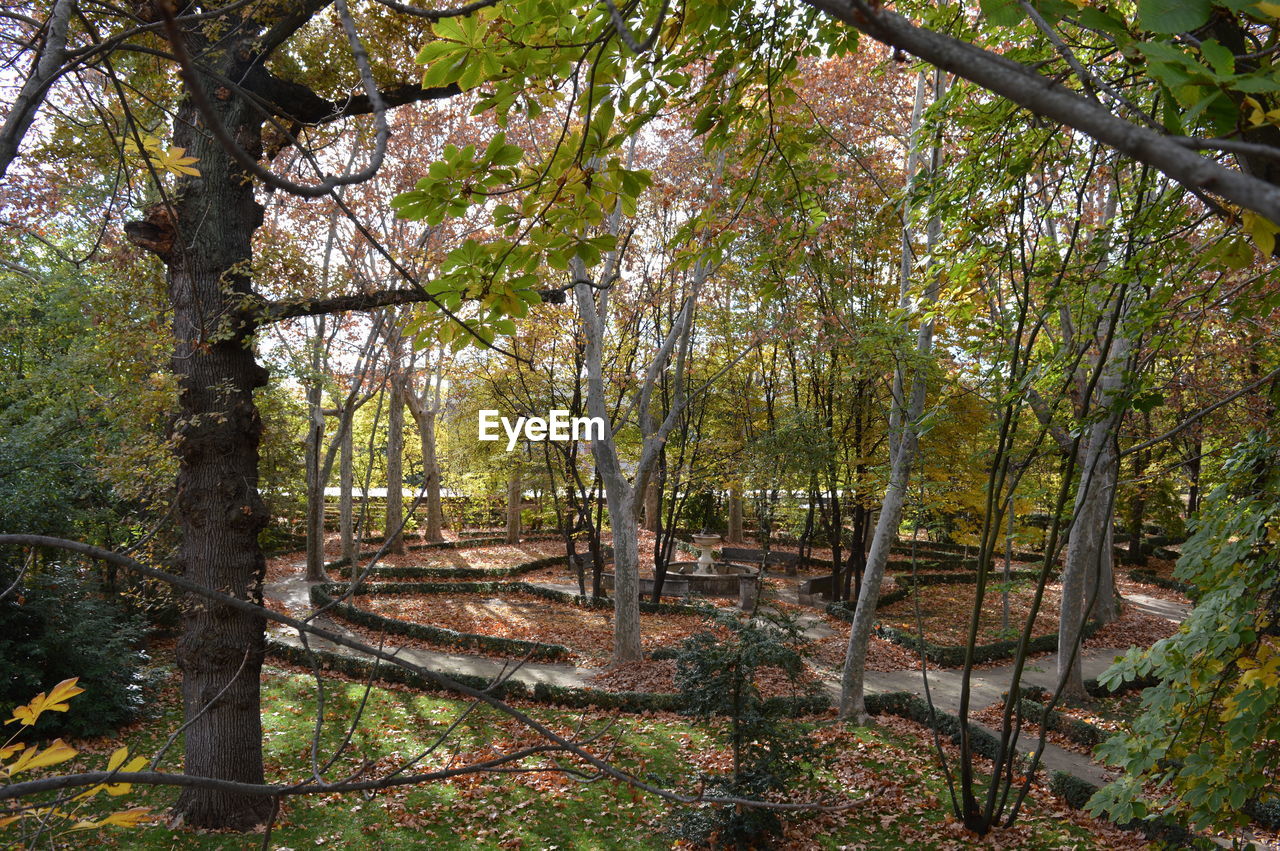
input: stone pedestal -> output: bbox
[691,532,722,575]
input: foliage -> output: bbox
[0,564,150,739]
[1,677,150,839]
[667,609,826,848]
[1089,429,1280,833]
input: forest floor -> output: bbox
[74,661,1148,850]
[199,531,1274,848]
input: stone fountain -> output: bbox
[691,530,722,575]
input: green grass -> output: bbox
[19,663,1130,849]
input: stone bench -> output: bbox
[638,576,690,597]
[719,547,800,575]
[798,574,834,605]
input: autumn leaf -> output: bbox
[5,678,84,727]
[4,738,77,777]
[99,807,151,828]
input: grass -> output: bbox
[5,655,1146,850]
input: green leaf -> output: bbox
[1137,0,1212,33]
[1077,7,1130,38]
[1198,39,1235,77]
[979,0,1026,27]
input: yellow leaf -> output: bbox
[5,678,85,727]
[0,814,21,828]
[1242,210,1278,256]
[6,738,77,776]
[107,757,146,795]
[0,742,26,761]
[99,807,150,828]
[105,746,130,772]
[1255,1,1280,18]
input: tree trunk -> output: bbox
[421,408,443,542]
[1058,322,1129,699]
[506,466,522,544]
[385,374,405,555]
[340,410,355,564]
[839,68,941,722]
[642,479,660,533]
[304,326,326,581]
[133,83,273,830]
[406,397,444,543]
[727,484,744,543]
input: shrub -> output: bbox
[0,563,150,738]
[666,609,826,848]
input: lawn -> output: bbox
[15,660,1146,850]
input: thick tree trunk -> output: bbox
[137,89,272,829]
[1058,326,1128,699]
[406,397,444,543]
[421,409,443,542]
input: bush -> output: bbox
[0,563,151,738]
[666,609,826,848]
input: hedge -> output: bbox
[870,618,1104,668]
[1126,569,1194,596]
[1013,696,1107,749]
[333,553,578,581]
[824,568,1054,624]
[264,638,828,715]
[309,584,571,661]
[862,691,1194,843]
[863,691,1023,767]
[349,531,566,556]
[318,579,707,617]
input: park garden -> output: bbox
[1,0,1279,847]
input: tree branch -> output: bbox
[803,0,1280,222]
[259,286,565,324]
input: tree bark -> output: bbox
[1058,305,1129,699]
[642,479,660,533]
[304,318,327,581]
[727,484,744,543]
[505,465,522,545]
[385,364,406,555]
[134,79,273,830]
[405,390,444,543]
[340,409,355,564]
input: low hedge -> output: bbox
[824,568,1054,625]
[1126,569,1194,596]
[264,639,828,715]
[871,618,1104,668]
[333,553,576,581]
[318,579,707,617]
[1014,696,1107,749]
[863,691,1023,768]
[310,584,571,662]
[864,691,1194,843]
